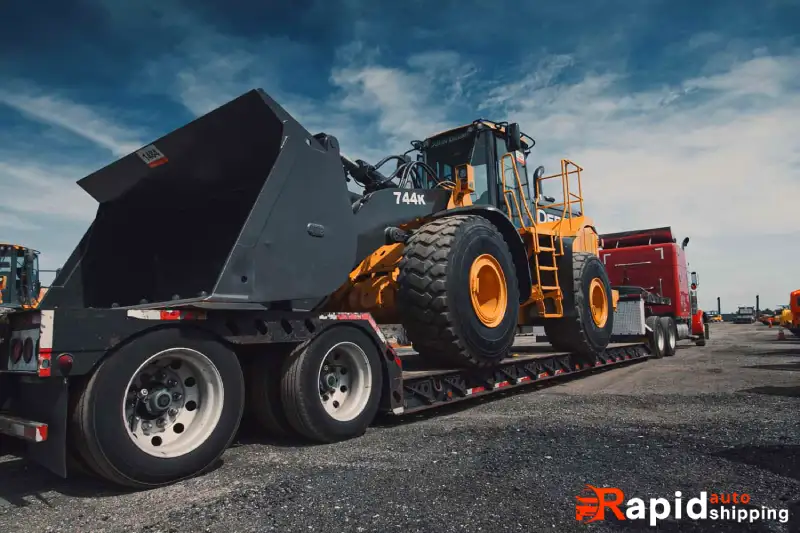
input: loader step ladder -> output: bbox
[533,233,563,317]
[531,159,586,318]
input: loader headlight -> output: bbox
[10,339,22,363]
[23,337,34,363]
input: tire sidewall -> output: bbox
[575,255,615,352]
[447,218,520,360]
[86,327,245,486]
[646,316,665,358]
[661,317,677,355]
[290,326,383,440]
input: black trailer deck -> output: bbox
[394,338,650,414]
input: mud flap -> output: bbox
[7,378,69,478]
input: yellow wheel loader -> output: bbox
[323,119,613,367]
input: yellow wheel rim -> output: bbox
[469,254,508,328]
[589,278,609,328]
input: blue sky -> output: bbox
[1,0,798,311]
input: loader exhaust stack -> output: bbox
[42,90,360,311]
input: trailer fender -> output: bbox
[430,206,532,304]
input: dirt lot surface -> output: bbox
[1,324,798,532]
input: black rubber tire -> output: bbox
[280,326,383,443]
[246,350,296,439]
[396,215,520,368]
[646,315,666,358]
[660,316,677,357]
[542,253,614,356]
[71,327,245,489]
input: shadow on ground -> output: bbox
[0,454,225,508]
[738,385,800,398]
[745,361,800,372]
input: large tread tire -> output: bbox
[543,253,614,356]
[646,315,666,358]
[246,351,296,439]
[280,326,383,444]
[396,215,520,368]
[660,316,677,357]
[70,327,245,489]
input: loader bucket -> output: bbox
[42,89,360,310]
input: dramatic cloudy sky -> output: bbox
[0,0,798,312]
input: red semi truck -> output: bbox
[599,227,708,357]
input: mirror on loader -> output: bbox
[506,123,522,152]
[691,271,698,290]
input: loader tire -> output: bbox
[543,253,614,356]
[280,326,383,443]
[660,316,677,356]
[396,215,520,368]
[71,328,245,489]
[247,351,296,439]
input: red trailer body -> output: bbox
[599,226,707,349]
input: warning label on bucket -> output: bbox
[136,144,169,168]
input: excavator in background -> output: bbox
[0,243,44,313]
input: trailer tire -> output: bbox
[247,351,295,439]
[543,253,614,356]
[660,316,677,356]
[280,326,383,443]
[71,327,245,488]
[397,215,520,368]
[646,315,666,358]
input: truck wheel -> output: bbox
[659,316,677,357]
[247,351,295,438]
[646,315,666,358]
[396,215,520,368]
[542,253,614,356]
[71,328,245,488]
[280,326,383,443]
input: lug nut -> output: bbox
[168,408,178,417]
[167,379,177,387]
[142,422,152,430]
[156,418,167,428]
[138,389,149,399]
[173,392,182,401]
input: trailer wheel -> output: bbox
[646,316,666,358]
[543,253,614,356]
[280,326,383,443]
[397,215,520,368]
[659,316,677,357]
[72,328,245,488]
[247,351,295,438]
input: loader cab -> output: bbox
[0,244,41,309]
[420,120,541,229]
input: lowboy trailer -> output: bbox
[0,291,654,488]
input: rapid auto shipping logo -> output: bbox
[575,484,790,527]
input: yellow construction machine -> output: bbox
[325,119,614,366]
[0,243,44,312]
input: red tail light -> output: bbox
[22,338,34,363]
[10,339,22,363]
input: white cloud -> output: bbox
[0,86,146,156]
[0,161,97,222]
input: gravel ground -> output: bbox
[0,324,798,533]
